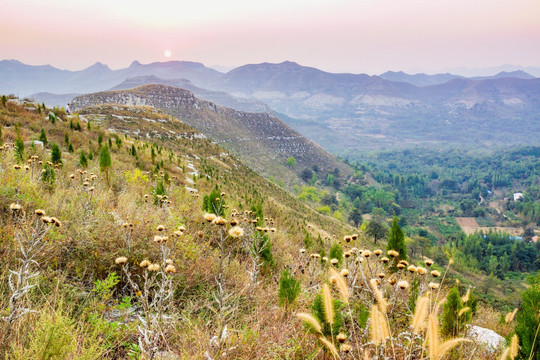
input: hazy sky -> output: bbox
[2,0,539,74]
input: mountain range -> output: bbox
[2,59,540,154]
[70,84,351,183]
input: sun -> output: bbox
[164,50,172,58]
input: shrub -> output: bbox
[51,143,62,164]
[278,268,301,311]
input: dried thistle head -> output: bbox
[398,280,409,290]
[388,250,399,258]
[374,249,382,256]
[337,332,347,343]
[228,226,245,238]
[429,282,440,290]
[431,270,441,278]
[340,343,352,354]
[212,217,227,226]
[407,265,417,273]
[9,203,22,211]
[115,256,128,265]
[380,256,390,264]
[140,259,151,268]
[35,209,46,216]
[203,213,216,222]
[425,259,434,266]
[340,269,349,277]
[417,266,427,275]
[147,263,160,272]
[156,224,165,231]
[165,264,176,274]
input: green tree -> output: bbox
[15,135,24,162]
[441,287,464,337]
[348,208,363,227]
[278,268,301,312]
[97,134,103,146]
[515,271,540,360]
[51,143,62,164]
[326,173,334,187]
[79,150,88,168]
[68,142,74,153]
[311,172,317,186]
[1,95,6,107]
[286,156,296,168]
[367,220,388,244]
[39,128,48,145]
[100,145,111,182]
[131,144,137,157]
[0,126,3,145]
[387,215,407,262]
[64,132,69,145]
[202,186,225,216]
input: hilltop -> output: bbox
[70,84,352,186]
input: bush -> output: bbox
[278,268,301,311]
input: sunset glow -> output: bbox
[1,0,539,74]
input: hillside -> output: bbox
[2,95,540,359]
[70,84,352,185]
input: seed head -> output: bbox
[212,217,227,226]
[35,209,46,216]
[330,258,339,266]
[407,265,417,273]
[387,250,399,258]
[425,259,434,266]
[156,224,165,231]
[431,270,441,278]
[428,282,439,290]
[9,203,22,211]
[115,256,128,265]
[340,269,349,277]
[165,264,176,274]
[374,249,382,256]
[228,226,245,238]
[337,332,347,343]
[398,280,409,290]
[416,267,427,275]
[380,257,390,264]
[204,213,216,222]
[140,259,151,268]
[147,263,160,272]
[341,343,352,354]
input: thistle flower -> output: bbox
[417,266,427,275]
[165,264,176,274]
[299,248,306,254]
[50,217,61,227]
[41,216,53,224]
[429,282,440,290]
[399,260,409,266]
[228,226,245,238]
[374,249,382,256]
[140,259,151,268]
[344,235,352,243]
[425,259,434,266]
[322,257,328,262]
[344,251,352,258]
[431,270,441,278]
[24,165,29,171]
[9,203,22,211]
[156,224,165,231]
[337,332,347,343]
[178,225,186,232]
[408,265,417,273]
[270,227,276,233]
[115,256,128,265]
[330,258,339,266]
[13,165,21,170]
[398,280,409,290]
[381,257,390,264]
[397,263,406,270]
[377,272,386,279]
[341,343,352,354]
[148,264,160,272]
[388,278,397,285]
[165,259,173,264]
[212,217,227,226]
[35,209,46,216]
[388,250,399,258]
[363,250,372,258]
[121,222,130,229]
[229,218,239,226]
[204,213,216,222]
[340,269,349,277]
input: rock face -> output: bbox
[71,84,351,181]
[467,325,504,352]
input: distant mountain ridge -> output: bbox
[70,84,352,182]
[3,59,540,152]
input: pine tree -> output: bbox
[515,271,540,360]
[387,215,407,262]
[1,95,7,107]
[100,145,111,180]
[51,143,62,164]
[441,287,464,337]
[0,126,3,145]
[79,150,88,168]
[39,128,48,145]
[278,268,301,312]
[131,144,137,157]
[15,135,24,162]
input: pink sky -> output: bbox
[1,0,539,74]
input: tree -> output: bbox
[15,135,24,162]
[367,220,388,244]
[515,271,540,360]
[301,168,313,183]
[387,215,407,262]
[0,126,3,145]
[131,144,137,157]
[79,150,88,168]
[278,268,301,312]
[51,143,62,164]
[286,156,296,168]
[39,128,48,145]
[441,287,464,337]
[100,145,111,182]
[348,208,362,227]
[1,95,7,107]
[326,173,334,187]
